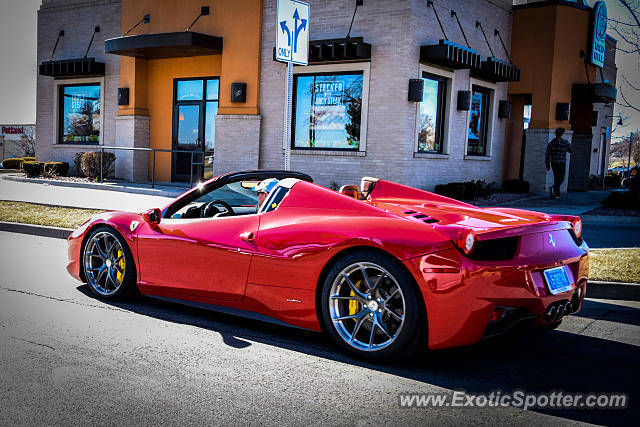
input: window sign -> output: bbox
[467,87,490,156]
[177,80,204,101]
[417,74,446,153]
[293,72,363,150]
[59,84,101,144]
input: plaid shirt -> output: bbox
[545,137,572,168]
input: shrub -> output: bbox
[434,180,497,201]
[22,161,43,177]
[588,174,603,190]
[604,174,622,188]
[80,151,115,178]
[73,153,84,177]
[1,158,24,169]
[502,178,530,194]
[329,181,340,191]
[44,161,69,176]
[601,190,640,210]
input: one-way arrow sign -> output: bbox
[276,0,309,65]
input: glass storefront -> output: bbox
[292,72,363,150]
[58,83,101,144]
[417,73,446,153]
[467,86,490,156]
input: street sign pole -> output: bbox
[276,0,309,171]
[284,61,293,170]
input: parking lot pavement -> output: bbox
[0,231,638,425]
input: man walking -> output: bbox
[545,127,572,199]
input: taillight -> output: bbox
[456,229,476,255]
[571,216,582,238]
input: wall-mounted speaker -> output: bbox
[556,102,570,121]
[498,100,510,118]
[117,87,129,106]
[457,90,471,111]
[408,79,423,102]
[231,82,247,103]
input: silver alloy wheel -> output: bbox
[329,262,406,352]
[84,231,126,296]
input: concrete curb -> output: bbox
[580,215,640,224]
[2,174,186,198]
[0,221,72,239]
[587,281,640,301]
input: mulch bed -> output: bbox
[583,207,640,217]
[472,192,535,206]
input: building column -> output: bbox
[502,96,526,182]
[114,115,150,182]
[212,114,261,174]
[522,128,573,194]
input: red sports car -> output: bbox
[67,170,589,360]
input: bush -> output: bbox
[601,190,640,210]
[588,174,603,190]
[44,161,69,176]
[80,151,115,178]
[73,153,83,177]
[434,180,497,201]
[22,161,43,177]
[1,158,24,169]
[502,178,530,194]
[604,174,622,188]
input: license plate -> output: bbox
[544,266,573,295]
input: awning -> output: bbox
[39,58,105,78]
[420,39,481,70]
[273,37,372,64]
[474,57,520,82]
[105,32,223,59]
[572,83,617,103]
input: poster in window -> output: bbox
[467,91,483,146]
[61,84,101,143]
[294,73,363,150]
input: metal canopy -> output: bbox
[39,57,105,78]
[420,39,481,70]
[104,32,223,60]
[274,37,371,64]
[572,83,617,103]
[475,57,520,82]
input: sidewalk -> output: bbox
[0,174,182,211]
[481,189,614,216]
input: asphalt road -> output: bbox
[582,222,640,248]
[0,232,638,425]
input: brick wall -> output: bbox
[257,0,513,189]
[213,115,261,174]
[35,0,121,174]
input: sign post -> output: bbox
[276,0,309,170]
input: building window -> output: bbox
[417,73,447,153]
[292,71,363,150]
[58,83,101,144]
[467,86,490,156]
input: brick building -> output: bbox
[34,0,616,192]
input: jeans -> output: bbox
[551,162,566,196]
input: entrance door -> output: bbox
[172,78,219,182]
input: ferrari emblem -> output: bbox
[130,221,140,232]
[549,234,556,248]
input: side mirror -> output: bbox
[142,208,161,225]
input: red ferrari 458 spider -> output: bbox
[67,170,589,360]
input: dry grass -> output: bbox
[589,248,640,283]
[0,201,101,229]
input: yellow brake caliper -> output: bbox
[349,280,363,320]
[116,249,125,282]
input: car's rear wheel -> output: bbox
[83,226,137,300]
[320,251,426,361]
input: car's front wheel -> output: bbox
[83,226,137,300]
[320,251,426,361]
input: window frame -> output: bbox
[416,72,448,154]
[465,83,494,157]
[289,62,370,154]
[414,64,454,158]
[55,78,104,146]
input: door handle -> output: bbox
[240,232,255,242]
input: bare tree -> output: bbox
[17,127,36,157]
[609,0,640,112]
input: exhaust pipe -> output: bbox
[546,306,557,321]
[564,301,572,315]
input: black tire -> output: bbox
[83,226,138,300]
[319,250,427,362]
